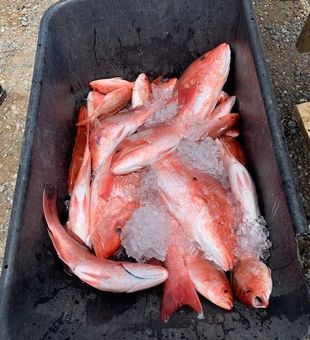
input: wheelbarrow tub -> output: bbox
[0,0,309,338]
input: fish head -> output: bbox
[204,278,234,310]
[186,254,234,310]
[202,43,231,78]
[233,259,272,308]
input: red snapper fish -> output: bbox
[161,217,203,322]
[111,126,182,175]
[232,257,272,308]
[90,77,133,94]
[66,121,91,247]
[91,172,141,259]
[43,190,168,293]
[173,43,231,140]
[67,106,88,195]
[132,73,152,108]
[153,155,236,271]
[186,251,233,310]
[218,140,272,308]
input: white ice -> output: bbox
[177,138,226,183]
[235,215,272,261]
[144,99,178,128]
[121,202,171,262]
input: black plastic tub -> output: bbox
[0,0,309,339]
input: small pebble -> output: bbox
[288,120,296,128]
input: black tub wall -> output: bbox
[233,8,304,297]
[0,0,309,339]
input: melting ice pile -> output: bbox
[121,203,171,262]
[235,215,272,261]
[177,138,226,182]
[144,100,178,128]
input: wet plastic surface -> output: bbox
[0,0,309,338]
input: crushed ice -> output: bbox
[235,215,271,261]
[121,202,171,262]
[177,138,226,183]
[144,99,178,128]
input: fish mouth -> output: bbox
[252,294,269,308]
[216,298,233,311]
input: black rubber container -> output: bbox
[0,0,309,339]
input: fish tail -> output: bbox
[161,247,203,322]
[161,270,203,322]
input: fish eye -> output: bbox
[115,226,122,234]
[223,289,229,294]
[244,288,251,294]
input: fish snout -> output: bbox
[252,293,269,308]
[122,262,168,293]
[217,297,234,311]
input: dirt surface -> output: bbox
[0,1,309,277]
[254,0,310,283]
[0,0,57,265]
[255,0,310,222]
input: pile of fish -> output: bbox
[42,43,272,321]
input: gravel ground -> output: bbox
[254,0,310,283]
[0,0,57,265]
[0,1,309,278]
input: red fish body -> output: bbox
[153,155,236,271]
[87,91,105,117]
[67,121,91,247]
[218,141,272,308]
[91,172,141,259]
[132,73,152,108]
[161,220,203,322]
[232,257,272,308]
[92,87,132,120]
[90,77,133,94]
[186,252,233,310]
[173,43,231,140]
[89,106,153,174]
[43,190,168,292]
[111,126,182,175]
[220,136,246,165]
[67,106,88,195]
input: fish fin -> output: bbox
[208,113,240,138]
[161,269,203,322]
[161,247,203,322]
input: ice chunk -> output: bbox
[144,99,178,128]
[121,203,171,262]
[235,215,271,261]
[177,138,226,182]
[138,169,162,205]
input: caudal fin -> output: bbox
[161,245,203,322]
